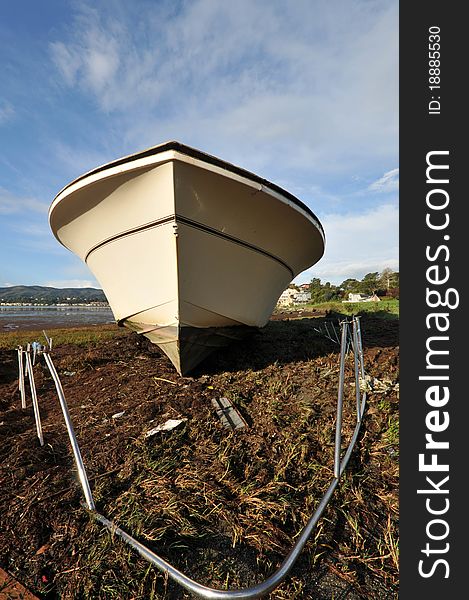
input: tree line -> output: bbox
[0,285,107,305]
[295,268,399,303]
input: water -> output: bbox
[0,305,114,332]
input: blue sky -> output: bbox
[0,0,398,288]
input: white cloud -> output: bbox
[296,203,398,284]
[48,0,398,176]
[49,41,81,86]
[49,5,160,113]
[44,279,101,289]
[0,187,48,215]
[43,259,101,289]
[61,260,99,281]
[0,101,15,125]
[12,222,49,237]
[9,221,67,255]
[368,168,399,193]
[52,141,111,181]
[312,256,399,281]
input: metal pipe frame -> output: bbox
[333,321,348,478]
[330,321,340,344]
[354,317,367,419]
[24,344,30,377]
[37,317,366,599]
[43,352,95,511]
[24,350,44,447]
[43,330,53,351]
[17,347,26,409]
[356,318,365,379]
[352,319,361,419]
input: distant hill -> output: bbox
[0,285,108,305]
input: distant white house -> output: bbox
[343,292,380,303]
[277,289,296,307]
[277,288,311,307]
[294,292,312,304]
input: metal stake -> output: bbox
[17,347,26,409]
[25,350,44,446]
[24,343,30,378]
[330,321,340,344]
[352,318,361,419]
[43,330,53,352]
[355,318,365,379]
[334,321,348,479]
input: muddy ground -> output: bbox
[0,312,399,599]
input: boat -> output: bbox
[49,141,325,374]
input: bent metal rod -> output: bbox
[19,317,367,599]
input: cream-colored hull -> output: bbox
[49,142,325,374]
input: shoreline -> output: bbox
[0,306,114,333]
[1,319,116,333]
[0,304,109,308]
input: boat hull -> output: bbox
[49,142,325,374]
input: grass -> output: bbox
[384,416,399,447]
[0,324,127,350]
[280,299,400,318]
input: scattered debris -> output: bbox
[144,418,187,437]
[153,376,177,385]
[35,544,50,556]
[111,411,125,419]
[359,374,399,395]
[211,397,247,430]
[62,371,76,377]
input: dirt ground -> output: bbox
[0,312,399,599]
